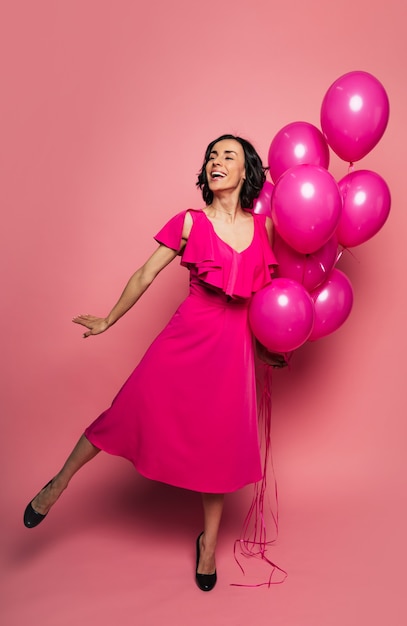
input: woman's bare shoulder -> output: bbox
[182,208,201,241]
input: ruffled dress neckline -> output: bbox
[179,209,278,299]
[200,209,256,255]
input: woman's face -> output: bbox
[205,139,246,197]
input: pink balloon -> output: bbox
[273,232,338,292]
[268,121,330,183]
[253,181,274,217]
[249,278,315,353]
[309,269,353,340]
[321,71,389,162]
[271,164,342,254]
[336,170,391,247]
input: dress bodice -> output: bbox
[154,209,278,299]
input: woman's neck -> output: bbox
[208,196,242,219]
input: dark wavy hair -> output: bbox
[196,134,267,209]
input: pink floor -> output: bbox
[4,422,405,626]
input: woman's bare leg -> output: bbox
[30,434,100,515]
[198,493,224,574]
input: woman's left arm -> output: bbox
[265,216,274,245]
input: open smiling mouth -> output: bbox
[211,172,226,180]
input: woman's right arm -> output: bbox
[73,212,193,338]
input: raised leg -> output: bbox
[28,434,100,517]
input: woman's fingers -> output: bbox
[72,314,108,338]
[72,314,95,326]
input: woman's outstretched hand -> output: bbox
[72,314,109,338]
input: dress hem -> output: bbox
[84,429,262,494]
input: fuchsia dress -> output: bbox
[84,209,277,493]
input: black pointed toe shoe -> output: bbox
[195,532,217,592]
[23,480,53,528]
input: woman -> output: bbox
[23,134,282,591]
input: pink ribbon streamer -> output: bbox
[231,364,288,587]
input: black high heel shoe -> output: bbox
[23,479,53,528]
[195,532,217,592]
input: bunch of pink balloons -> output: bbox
[251,70,390,353]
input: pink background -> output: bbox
[1,1,406,624]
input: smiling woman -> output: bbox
[23,133,280,592]
[197,133,267,209]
